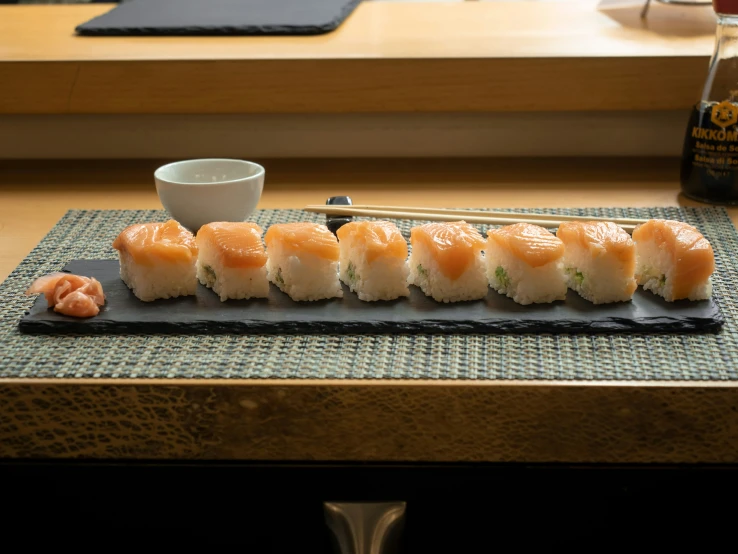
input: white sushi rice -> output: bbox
[118,250,197,302]
[266,243,343,302]
[635,238,712,302]
[561,243,637,304]
[485,241,567,305]
[408,244,488,303]
[196,242,269,302]
[338,239,409,302]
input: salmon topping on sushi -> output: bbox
[556,221,635,267]
[264,222,340,262]
[410,221,485,281]
[112,220,198,266]
[487,223,565,268]
[336,220,408,263]
[196,222,267,269]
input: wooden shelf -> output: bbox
[0,2,716,114]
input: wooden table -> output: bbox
[0,157,724,282]
[2,158,738,464]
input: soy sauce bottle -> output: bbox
[680,0,738,204]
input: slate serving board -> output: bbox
[76,0,362,36]
[18,260,724,335]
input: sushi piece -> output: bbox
[486,223,567,305]
[336,220,409,301]
[26,273,105,318]
[264,222,343,301]
[112,220,198,302]
[408,221,488,303]
[556,221,637,304]
[196,222,269,301]
[632,219,714,301]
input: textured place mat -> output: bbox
[0,207,736,380]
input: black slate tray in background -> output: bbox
[76,0,363,36]
[18,260,724,335]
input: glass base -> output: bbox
[681,191,738,206]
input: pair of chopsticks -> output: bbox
[304,204,647,232]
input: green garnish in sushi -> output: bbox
[495,266,510,288]
[417,264,428,278]
[203,264,217,286]
[275,267,284,285]
[566,267,584,285]
[347,261,359,283]
[659,274,667,286]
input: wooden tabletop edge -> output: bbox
[1,377,736,388]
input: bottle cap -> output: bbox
[714,0,738,15]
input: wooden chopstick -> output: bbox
[306,204,647,226]
[304,206,637,232]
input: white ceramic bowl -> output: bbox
[154,159,265,231]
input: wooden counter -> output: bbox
[0,157,721,282]
[2,158,738,464]
[0,2,716,114]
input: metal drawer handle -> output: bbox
[324,501,406,554]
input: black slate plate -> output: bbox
[18,260,724,335]
[76,0,362,36]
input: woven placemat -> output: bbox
[0,207,735,380]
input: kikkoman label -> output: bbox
[711,100,738,128]
[691,127,738,142]
[683,100,738,179]
[691,100,738,142]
